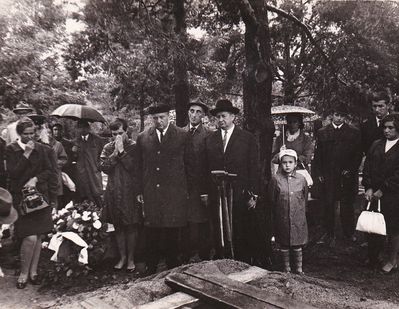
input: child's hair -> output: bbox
[279,149,298,162]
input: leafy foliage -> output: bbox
[0,0,83,113]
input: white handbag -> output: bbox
[356,200,386,236]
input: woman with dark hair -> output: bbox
[363,113,399,273]
[100,119,139,272]
[273,113,314,169]
[6,117,58,288]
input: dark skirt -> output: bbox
[103,192,141,228]
[382,202,399,236]
[14,207,53,238]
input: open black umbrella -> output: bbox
[51,104,106,123]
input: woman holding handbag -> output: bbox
[362,113,399,274]
[6,117,58,288]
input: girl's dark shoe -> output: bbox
[29,274,41,285]
[16,280,27,289]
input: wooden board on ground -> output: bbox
[135,266,268,309]
[165,269,318,309]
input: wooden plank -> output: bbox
[135,266,268,309]
[165,269,318,309]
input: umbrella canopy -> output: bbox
[51,104,106,123]
[271,105,315,115]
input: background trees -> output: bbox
[2,0,399,178]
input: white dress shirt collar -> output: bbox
[385,138,399,153]
[156,122,170,142]
[332,123,344,130]
[221,124,235,152]
[17,139,26,151]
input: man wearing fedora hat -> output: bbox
[183,100,211,261]
[5,102,35,145]
[205,99,261,263]
[136,103,194,274]
[313,103,362,247]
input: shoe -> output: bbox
[126,262,136,273]
[381,262,398,274]
[29,274,41,285]
[16,280,27,289]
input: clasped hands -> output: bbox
[365,188,383,201]
[114,134,125,155]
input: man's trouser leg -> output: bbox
[367,233,385,266]
[145,227,161,273]
[340,195,356,238]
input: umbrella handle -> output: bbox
[282,124,285,146]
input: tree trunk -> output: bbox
[172,0,189,127]
[240,0,274,186]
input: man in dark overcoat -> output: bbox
[205,99,261,263]
[72,120,107,206]
[136,104,194,273]
[183,100,211,261]
[360,90,390,268]
[313,104,362,246]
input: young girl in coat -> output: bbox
[269,149,308,273]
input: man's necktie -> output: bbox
[158,129,164,142]
[222,129,228,152]
[190,127,196,135]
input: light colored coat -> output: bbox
[269,171,308,247]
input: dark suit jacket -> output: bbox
[205,126,260,204]
[360,116,384,155]
[313,123,362,200]
[184,124,211,223]
[136,124,194,228]
[362,139,399,233]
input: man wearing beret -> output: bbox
[136,103,194,274]
[313,104,362,247]
[183,100,211,261]
[205,99,261,263]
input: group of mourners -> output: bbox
[0,89,398,290]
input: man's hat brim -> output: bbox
[147,104,171,115]
[13,108,34,115]
[0,206,18,225]
[210,106,240,116]
[188,102,209,114]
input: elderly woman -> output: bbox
[363,114,399,274]
[273,113,314,170]
[6,117,57,288]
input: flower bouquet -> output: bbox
[43,200,113,281]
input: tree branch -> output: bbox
[266,3,349,87]
[237,0,259,28]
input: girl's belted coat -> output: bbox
[269,171,308,247]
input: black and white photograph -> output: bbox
[0,0,399,308]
